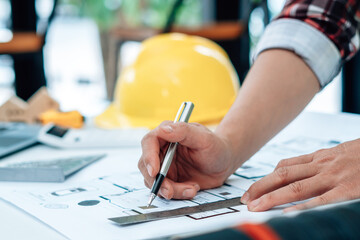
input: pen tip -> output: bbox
[147,193,155,208]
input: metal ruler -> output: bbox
[109,197,242,225]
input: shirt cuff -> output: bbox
[252,19,342,88]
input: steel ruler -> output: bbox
[109,197,242,225]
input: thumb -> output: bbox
[156,121,210,149]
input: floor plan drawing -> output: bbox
[0,136,342,239]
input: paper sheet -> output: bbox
[0,136,342,239]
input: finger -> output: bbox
[275,153,314,169]
[138,160,147,180]
[158,178,200,200]
[138,160,155,188]
[242,163,318,204]
[141,121,211,180]
[144,179,150,188]
[283,188,345,213]
[140,120,190,178]
[247,175,330,212]
[140,129,167,178]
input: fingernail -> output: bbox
[183,189,194,198]
[160,188,169,199]
[283,207,295,213]
[147,164,153,177]
[241,192,250,204]
[248,198,261,211]
[162,125,173,133]
[194,184,200,191]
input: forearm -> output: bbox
[215,49,319,170]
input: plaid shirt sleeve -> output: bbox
[253,0,360,88]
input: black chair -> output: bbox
[0,0,57,100]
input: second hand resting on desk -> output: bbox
[147,101,194,207]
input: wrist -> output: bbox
[215,127,246,175]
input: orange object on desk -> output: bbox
[39,110,84,129]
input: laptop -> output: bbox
[0,122,41,158]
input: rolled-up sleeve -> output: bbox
[253,0,360,88]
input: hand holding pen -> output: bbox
[138,102,236,204]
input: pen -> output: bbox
[147,101,194,207]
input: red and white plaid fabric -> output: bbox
[278,0,360,60]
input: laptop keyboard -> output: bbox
[0,154,106,182]
[7,154,105,176]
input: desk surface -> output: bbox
[1,111,360,240]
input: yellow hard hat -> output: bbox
[95,33,240,129]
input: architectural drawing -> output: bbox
[0,136,342,239]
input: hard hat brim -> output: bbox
[95,103,227,129]
[95,104,165,129]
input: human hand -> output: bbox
[241,139,360,212]
[138,121,235,200]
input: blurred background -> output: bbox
[0,0,346,118]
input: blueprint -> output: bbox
[1,172,254,240]
[7,172,249,219]
[0,136,341,240]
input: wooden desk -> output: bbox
[0,32,44,54]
